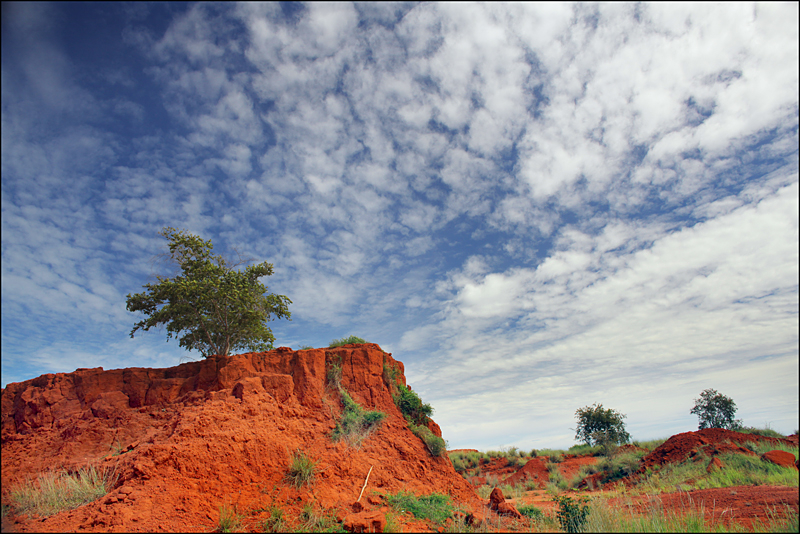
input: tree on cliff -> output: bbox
[574,403,630,450]
[690,388,743,430]
[126,227,292,357]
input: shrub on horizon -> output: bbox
[329,335,367,347]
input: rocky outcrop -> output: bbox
[1,344,480,533]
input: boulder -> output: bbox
[760,450,797,469]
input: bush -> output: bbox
[690,388,742,430]
[409,422,447,457]
[553,495,590,533]
[574,403,630,448]
[332,389,387,447]
[329,336,366,347]
[518,504,544,520]
[394,387,433,426]
[285,449,318,489]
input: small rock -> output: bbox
[706,457,724,473]
[343,511,386,533]
[466,511,485,527]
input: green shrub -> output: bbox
[10,464,116,518]
[329,336,366,347]
[385,491,453,524]
[409,422,447,457]
[518,504,544,520]
[332,389,387,447]
[597,452,642,483]
[553,495,590,533]
[285,449,318,489]
[394,387,433,426]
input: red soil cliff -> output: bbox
[1,344,480,532]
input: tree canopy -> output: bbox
[126,227,291,357]
[574,403,631,448]
[690,388,742,430]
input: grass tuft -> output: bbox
[10,464,116,518]
[285,449,318,489]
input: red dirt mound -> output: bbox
[637,428,797,474]
[501,457,550,488]
[1,344,481,532]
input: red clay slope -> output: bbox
[1,344,480,532]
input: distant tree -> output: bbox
[574,403,631,450]
[126,227,291,357]
[690,389,743,430]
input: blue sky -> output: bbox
[2,2,798,450]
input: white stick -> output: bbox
[357,465,374,502]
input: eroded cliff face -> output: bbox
[1,344,477,532]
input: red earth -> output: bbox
[1,345,482,532]
[2,346,798,533]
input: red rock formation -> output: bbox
[487,487,523,519]
[760,450,798,469]
[1,344,480,532]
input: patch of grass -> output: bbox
[384,512,403,533]
[568,443,605,456]
[284,449,318,489]
[298,345,314,350]
[631,437,669,451]
[384,491,453,524]
[750,441,798,459]
[738,425,786,439]
[569,464,600,489]
[328,336,366,347]
[331,388,387,447]
[517,504,544,520]
[259,505,286,532]
[217,504,244,533]
[299,504,346,533]
[580,495,708,532]
[597,451,643,483]
[10,464,116,518]
[698,452,799,489]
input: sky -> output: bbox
[2,2,798,451]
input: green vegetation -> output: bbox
[634,443,799,494]
[284,449,318,489]
[394,387,434,426]
[331,389,387,447]
[553,494,590,533]
[217,504,244,533]
[738,425,786,439]
[10,464,116,518]
[298,503,346,533]
[329,335,366,347]
[126,227,292,357]
[595,451,644,485]
[517,504,544,521]
[259,505,286,532]
[384,491,454,524]
[631,437,668,451]
[690,388,742,430]
[408,421,447,457]
[574,403,631,451]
